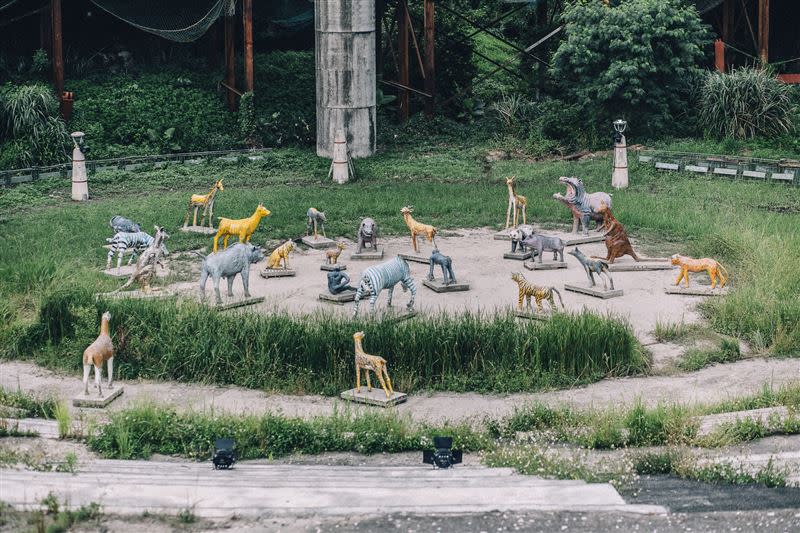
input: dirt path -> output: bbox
[2,358,797,424]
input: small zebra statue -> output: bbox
[106,231,168,273]
[353,256,416,317]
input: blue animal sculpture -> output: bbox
[428,250,457,285]
[353,256,416,316]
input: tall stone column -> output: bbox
[315,0,376,158]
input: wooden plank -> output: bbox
[243,0,254,93]
[51,0,64,98]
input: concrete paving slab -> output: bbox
[696,406,790,437]
[72,386,123,408]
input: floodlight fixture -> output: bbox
[422,436,463,469]
[212,438,237,469]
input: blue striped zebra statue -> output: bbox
[106,231,168,272]
[353,256,416,317]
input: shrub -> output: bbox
[698,66,797,140]
[0,83,70,167]
[253,51,315,146]
[550,0,709,138]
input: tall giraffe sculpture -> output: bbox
[352,331,394,398]
[505,176,527,229]
[184,179,224,228]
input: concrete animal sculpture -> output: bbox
[267,240,295,270]
[199,243,264,304]
[184,179,224,228]
[306,207,327,239]
[400,206,437,253]
[553,176,612,235]
[109,215,141,234]
[596,203,639,263]
[106,231,168,272]
[511,273,564,313]
[670,254,729,289]
[82,311,114,396]
[114,226,170,294]
[508,224,535,253]
[568,247,615,290]
[428,250,457,285]
[521,234,565,263]
[328,267,356,294]
[354,256,417,316]
[353,331,394,398]
[213,203,271,252]
[325,242,346,264]
[357,217,378,253]
[505,176,528,229]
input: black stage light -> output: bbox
[212,438,237,470]
[422,436,463,469]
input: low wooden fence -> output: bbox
[0,148,274,188]
[638,150,799,186]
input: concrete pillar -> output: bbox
[315,0,376,158]
[612,134,628,190]
[71,132,88,201]
[331,130,350,184]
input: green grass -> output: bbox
[652,319,703,343]
[14,289,644,395]
[677,338,742,371]
[0,386,58,418]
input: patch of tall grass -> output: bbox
[89,401,490,460]
[14,289,645,395]
[0,386,58,418]
[677,338,741,372]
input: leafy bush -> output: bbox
[0,83,70,168]
[698,66,797,140]
[253,51,315,146]
[68,72,238,158]
[550,0,709,138]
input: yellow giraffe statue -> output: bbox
[353,331,394,398]
[400,206,438,253]
[184,179,224,228]
[505,176,527,229]
[213,203,271,252]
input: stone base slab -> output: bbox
[180,226,216,235]
[350,248,384,260]
[320,264,346,271]
[494,232,512,241]
[564,283,623,299]
[608,263,672,272]
[301,236,336,249]
[664,286,729,296]
[504,251,532,261]
[319,291,359,304]
[399,253,430,264]
[564,234,605,246]
[72,386,123,408]
[423,279,470,293]
[260,269,296,278]
[339,388,408,407]
[213,296,265,311]
[524,261,568,271]
[515,310,552,321]
[95,289,174,301]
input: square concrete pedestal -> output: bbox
[320,264,346,271]
[319,291,361,304]
[213,296,265,311]
[72,386,123,408]
[504,251,531,261]
[564,234,605,246]
[180,226,217,235]
[524,261,568,271]
[302,236,337,249]
[398,253,429,264]
[665,286,729,296]
[340,388,408,407]
[423,279,470,293]
[260,269,296,278]
[493,232,512,241]
[564,283,623,299]
[350,248,384,261]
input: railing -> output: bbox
[638,150,799,186]
[0,147,274,188]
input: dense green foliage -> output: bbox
[0,83,70,168]
[551,0,710,138]
[698,67,797,140]
[68,72,238,159]
[17,289,644,395]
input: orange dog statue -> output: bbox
[671,254,729,289]
[82,311,114,396]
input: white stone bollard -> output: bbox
[71,131,89,201]
[331,130,350,184]
[611,133,629,189]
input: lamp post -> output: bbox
[71,131,89,201]
[611,119,628,189]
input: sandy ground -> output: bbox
[2,358,797,425]
[167,226,703,337]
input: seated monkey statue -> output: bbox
[327,266,356,294]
